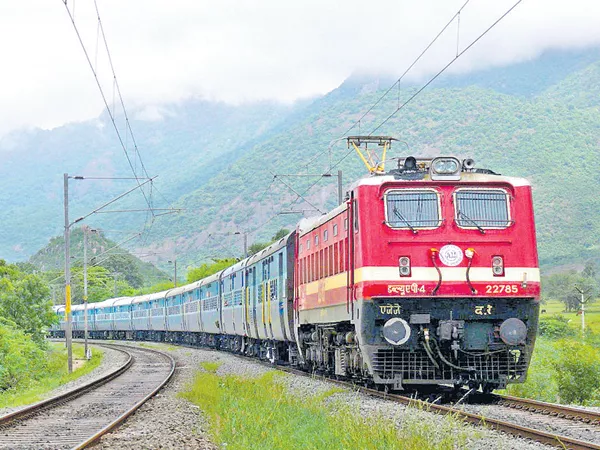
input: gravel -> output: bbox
[0,343,128,418]
[89,342,551,450]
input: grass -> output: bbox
[540,298,600,334]
[0,342,103,409]
[181,366,476,450]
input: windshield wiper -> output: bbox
[393,208,417,234]
[458,211,485,234]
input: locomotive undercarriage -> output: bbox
[296,322,370,381]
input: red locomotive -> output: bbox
[294,136,540,392]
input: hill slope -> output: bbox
[2,48,600,271]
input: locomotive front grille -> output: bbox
[372,348,528,383]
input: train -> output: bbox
[52,140,540,393]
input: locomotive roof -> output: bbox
[351,171,531,188]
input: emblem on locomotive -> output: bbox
[438,244,463,266]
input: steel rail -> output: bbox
[493,393,600,426]
[0,344,175,450]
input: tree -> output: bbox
[186,258,238,283]
[247,242,270,256]
[543,269,597,312]
[247,228,290,257]
[70,266,134,303]
[271,228,290,241]
[0,260,56,344]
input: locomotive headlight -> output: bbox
[430,157,461,180]
[383,318,411,346]
[492,255,504,276]
[399,256,411,277]
[499,318,527,346]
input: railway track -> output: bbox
[0,343,175,450]
[492,394,600,425]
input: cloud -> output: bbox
[1,0,600,137]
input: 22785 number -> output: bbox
[485,284,519,294]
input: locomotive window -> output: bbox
[454,189,510,229]
[385,189,441,229]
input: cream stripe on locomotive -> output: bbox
[303,267,540,295]
[355,266,540,283]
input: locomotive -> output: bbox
[53,136,540,393]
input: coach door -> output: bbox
[346,191,356,320]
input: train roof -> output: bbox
[352,171,530,189]
[246,231,293,266]
[298,203,346,236]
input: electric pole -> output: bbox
[64,173,73,373]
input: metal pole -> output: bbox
[337,170,343,205]
[64,173,73,373]
[581,291,585,334]
[174,259,177,288]
[83,226,89,360]
[113,273,118,296]
[243,233,248,258]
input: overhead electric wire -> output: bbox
[61,0,154,216]
[343,0,471,138]
[251,0,524,237]
[369,0,523,135]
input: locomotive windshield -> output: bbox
[454,189,510,228]
[385,189,441,229]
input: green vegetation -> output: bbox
[187,258,238,284]
[506,294,600,405]
[0,260,56,344]
[0,342,103,408]
[181,366,475,450]
[0,260,102,407]
[32,228,170,302]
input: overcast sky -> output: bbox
[1,0,600,137]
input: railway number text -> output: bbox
[485,284,519,294]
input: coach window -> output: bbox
[385,189,441,229]
[344,218,348,231]
[333,223,338,237]
[315,234,319,246]
[324,229,328,242]
[454,188,511,229]
[306,239,310,250]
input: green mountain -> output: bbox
[30,227,170,301]
[142,49,600,269]
[2,48,600,272]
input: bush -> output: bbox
[538,314,576,338]
[553,339,600,405]
[0,319,47,391]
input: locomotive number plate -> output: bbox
[485,284,519,294]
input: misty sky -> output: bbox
[2,0,600,137]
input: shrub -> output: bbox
[553,339,600,405]
[538,314,576,339]
[0,319,47,391]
